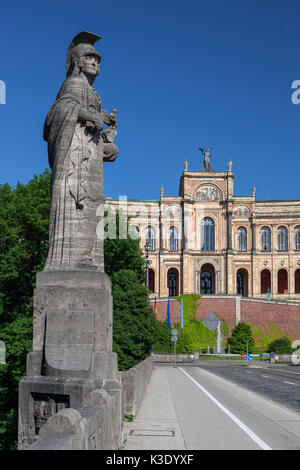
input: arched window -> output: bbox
[237,268,248,297]
[295,270,300,293]
[169,226,178,251]
[260,226,271,251]
[145,226,155,251]
[294,269,300,293]
[200,217,215,251]
[148,268,155,293]
[200,264,215,294]
[168,268,179,296]
[278,269,288,293]
[295,226,300,250]
[277,226,288,251]
[237,227,247,251]
[261,269,271,294]
[128,225,139,240]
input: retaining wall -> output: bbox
[151,353,195,363]
[152,296,300,341]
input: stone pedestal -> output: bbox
[18,270,119,448]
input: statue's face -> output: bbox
[80,54,100,78]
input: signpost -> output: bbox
[171,329,178,366]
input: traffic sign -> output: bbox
[246,354,253,361]
[171,329,178,336]
[240,353,245,359]
[171,336,178,343]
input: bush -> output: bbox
[228,322,254,354]
[267,337,293,354]
[152,320,192,354]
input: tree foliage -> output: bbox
[267,337,293,354]
[104,211,145,283]
[0,170,51,449]
[111,269,159,370]
[0,172,50,322]
[227,322,254,354]
[0,172,160,448]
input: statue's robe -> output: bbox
[43,74,109,271]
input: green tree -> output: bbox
[104,211,145,283]
[228,322,254,354]
[111,269,159,370]
[0,170,51,449]
[151,319,193,354]
[267,337,293,354]
[0,172,50,322]
[0,174,161,449]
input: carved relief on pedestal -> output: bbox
[31,393,70,435]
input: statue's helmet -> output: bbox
[66,31,101,77]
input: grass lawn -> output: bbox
[198,355,264,361]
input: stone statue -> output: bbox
[252,185,256,198]
[160,185,164,198]
[43,31,118,271]
[199,147,212,170]
[19,33,121,449]
[228,160,232,172]
[184,160,188,172]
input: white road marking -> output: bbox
[261,375,269,378]
[284,381,296,385]
[179,367,272,450]
[274,369,300,376]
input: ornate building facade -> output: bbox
[106,159,300,300]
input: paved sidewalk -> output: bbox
[123,364,300,450]
[123,366,186,450]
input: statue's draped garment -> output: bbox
[44,74,106,271]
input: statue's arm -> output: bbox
[78,108,101,123]
[77,107,104,131]
[60,77,104,130]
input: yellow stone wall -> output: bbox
[106,164,300,301]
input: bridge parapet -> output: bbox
[23,356,153,450]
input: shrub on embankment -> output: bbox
[267,337,293,354]
[152,295,230,353]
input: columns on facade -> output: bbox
[227,210,233,252]
[251,221,256,253]
[271,255,276,295]
[250,221,256,298]
[226,209,233,294]
[215,270,221,294]
[289,224,293,253]
[158,202,163,297]
[289,264,295,297]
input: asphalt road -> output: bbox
[197,362,300,414]
[124,364,300,450]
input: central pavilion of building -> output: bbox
[106,158,300,300]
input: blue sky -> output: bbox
[1,0,300,201]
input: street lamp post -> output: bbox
[144,243,152,302]
[144,243,150,289]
